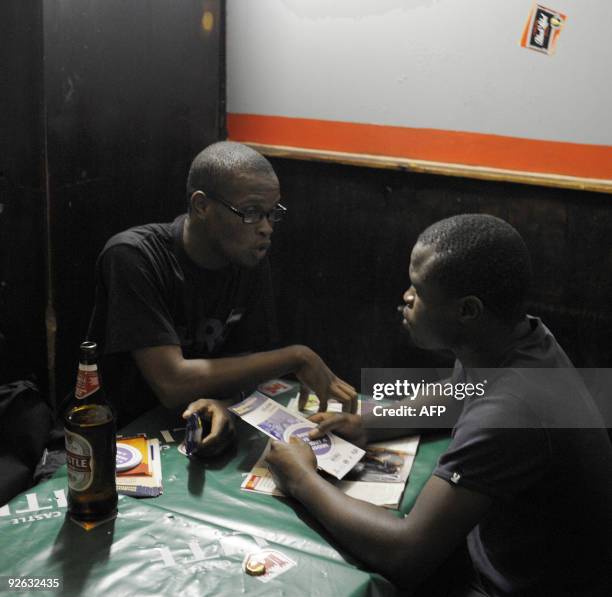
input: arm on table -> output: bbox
[99,243,356,412]
[133,343,357,412]
[266,439,490,592]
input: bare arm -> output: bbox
[297,474,488,590]
[267,440,490,591]
[133,343,357,412]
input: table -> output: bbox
[1,398,450,596]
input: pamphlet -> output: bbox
[229,392,365,480]
[242,435,419,508]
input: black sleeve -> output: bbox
[433,395,551,500]
[97,243,180,354]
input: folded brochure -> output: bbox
[242,435,420,508]
[244,394,418,507]
[229,392,365,480]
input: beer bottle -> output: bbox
[64,341,118,522]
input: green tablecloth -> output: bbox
[1,399,450,597]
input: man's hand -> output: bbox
[182,399,236,457]
[308,412,368,448]
[295,347,357,413]
[265,437,318,496]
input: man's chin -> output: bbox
[402,323,424,349]
[233,252,264,268]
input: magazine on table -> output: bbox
[241,434,420,508]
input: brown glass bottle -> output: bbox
[64,341,118,522]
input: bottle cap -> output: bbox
[244,553,267,576]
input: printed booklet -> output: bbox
[229,392,365,479]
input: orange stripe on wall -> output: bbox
[227,113,612,181]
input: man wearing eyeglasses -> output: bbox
[89,142,356,454]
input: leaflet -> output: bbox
[242,435,419,508]
[229,392,365,480]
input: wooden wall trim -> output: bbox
[244,142,612,195]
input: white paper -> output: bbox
[230,392,365,480]
[242,435,420,508]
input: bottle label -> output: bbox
[65,429,95,491]
[75,363,100,400]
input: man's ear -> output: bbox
[190,191,208,217]
[459,295,484,322]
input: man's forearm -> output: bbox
[292,471,419,588]
[145,345,307,408]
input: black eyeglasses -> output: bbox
[207,193,287,225]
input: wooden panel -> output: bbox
[268,158,612,388]
[43,0,224,397]
[0,2,47,387]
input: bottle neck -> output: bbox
[75,362,101,401]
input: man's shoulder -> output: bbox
[505,316,574,368]
[458,383,542,432]
[102,221,175,256]
[455,364,544,429]
[96,219,184,288]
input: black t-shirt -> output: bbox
[89,215,278,426]
[434,317,612,596]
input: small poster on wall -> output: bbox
[520,4,567,55]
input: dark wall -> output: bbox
[1,0,223,400]
[268,158,612,389]
[43,0,224,399]
[0,3,47,386]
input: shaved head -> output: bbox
[416,214,532,323]
[186,141,277,205]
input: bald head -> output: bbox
[186,141,277,206]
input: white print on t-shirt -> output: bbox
[198,318,225,353]
[193,309,245,354]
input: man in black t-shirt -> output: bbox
[266,214,612,596]
[90,142,357,447]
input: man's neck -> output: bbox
[182,215,227,269]
[455,316,532,368]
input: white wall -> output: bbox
[228,0,612,145]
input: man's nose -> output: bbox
[403,288,415,307]
[257,215,274,236]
